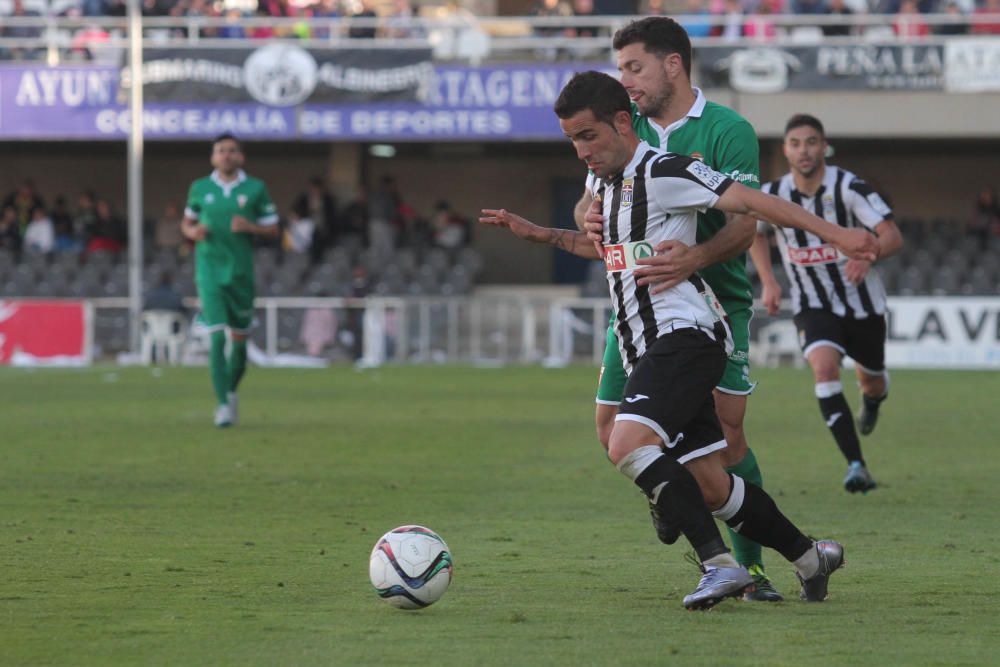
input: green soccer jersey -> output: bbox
[185,170,278,286]
[631,93,759,310]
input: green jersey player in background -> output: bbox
[575,17,781,601]
[181,134,279,428]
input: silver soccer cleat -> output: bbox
[797,540,845,602]
[683,566,753,610]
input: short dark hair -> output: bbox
[212,132,241,149]
[554,71,631,126]
[785,114,825,138]
[613,17,692,79]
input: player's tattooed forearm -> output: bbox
[546,228,576,253]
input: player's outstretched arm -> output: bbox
[480,208,602,260]
[717,184,879,261]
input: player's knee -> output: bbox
[607,429,645,466]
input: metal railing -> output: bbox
[1,13,997,65]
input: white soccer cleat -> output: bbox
[227,392,239,426]
[214,404,233,428]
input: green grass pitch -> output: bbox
[2,366,998,666]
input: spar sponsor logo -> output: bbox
[604,244,627,272]
[788,244,839,266]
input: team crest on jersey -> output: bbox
[621,179,634,208]
[205,194,215,203]
[237,194,248,208]
[822,193,834,208]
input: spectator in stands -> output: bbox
[432,200,471,250]
[936,0,969,34]
[570,0,600,36]
[972,0,1000,34]
[744,0,779,40]
[219,9,248,39]
[0,205,21,252]
[74,190,99,240]
[340,186,369,245]
[248,6,276,39]
[822,0,856,36]
[294,176,338,249]
[719,0,746,39]
[532,0,576,38]
[678,0,714,38]
[143,272,187,314]
[53,217,81,252]
[3,179,43,235]
[384,0,425,38]
[154,202,185,253]
[283,201,315,254]
[893,0,931,36]
[312,0,342,39]
[1,0,43,61]
[23,206,54,255]
[791,0,829,14]
[349,0,378,38]
[50,195,72,232]
[969,188,1000,248]
[368,176,398,253]
[86,199,126,253]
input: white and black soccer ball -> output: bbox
[369,525,453,609]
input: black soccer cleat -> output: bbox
[856,393,885,436]
[743,564,784,602]
[648,498,681,545]
[797,540,845,602]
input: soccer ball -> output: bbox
[369,525,453,609]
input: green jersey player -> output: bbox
[181,134,279,427]
[573,17,779,601]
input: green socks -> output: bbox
[209,331,230,405]
[725,447,765,569]
[229,338,247,393]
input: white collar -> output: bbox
[649,88,707,138]
[211,169,247,190]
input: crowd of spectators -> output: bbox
[2,0,999,61]
[0,180,127,255]
[0,175,472,263]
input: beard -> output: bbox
[635,77,675,119]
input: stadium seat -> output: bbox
[140,310,187,365]
[755,320,806,369]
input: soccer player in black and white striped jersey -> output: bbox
[481,72,880,609]
[750,114,903,494]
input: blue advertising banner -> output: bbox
[0,55,607,140]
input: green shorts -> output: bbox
[596,304,755,404]
[197,279,255,334]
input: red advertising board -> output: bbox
[0,300,92,366]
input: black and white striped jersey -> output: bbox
[591,142,735,374]
[761,166,892,318]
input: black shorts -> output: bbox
[615,328,728,464]
[793,308,887,374]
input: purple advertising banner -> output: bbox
[0,60,607,141]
